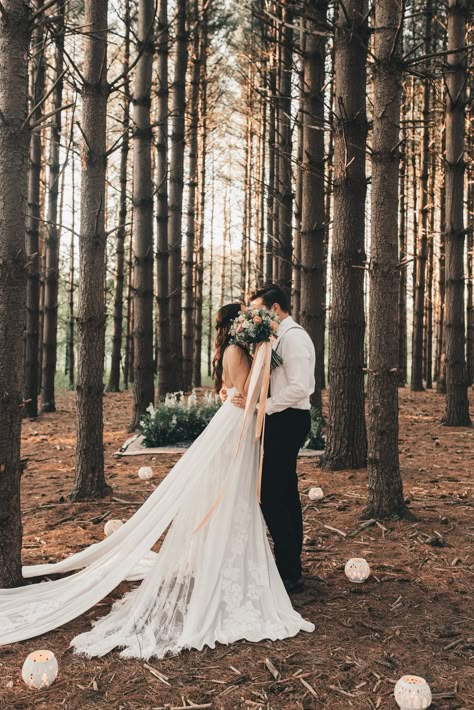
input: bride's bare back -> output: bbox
[223,345,252,396]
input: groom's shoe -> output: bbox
[283,576,304,594]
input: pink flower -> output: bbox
[236,324,243,332]
[271,321,279,331]
[253,316,262,324]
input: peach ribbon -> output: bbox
[193,341,272,533]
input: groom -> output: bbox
[231,284,316,593]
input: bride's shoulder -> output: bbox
[224,344,244,358]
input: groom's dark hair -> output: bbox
[250,283,289,313]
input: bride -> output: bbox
[0,303,314,659]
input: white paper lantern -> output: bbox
[104,519,123,536]
[394,675,432,710]
[308,486,324,501]
[344,557,370,583]
[138,466,154,480]
[21,650,58,690]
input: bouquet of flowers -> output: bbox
[229,308,283,369]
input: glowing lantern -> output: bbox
[344,557,370,583]
[22,650,58,689]
[394,675,432,709]
[104,519,123,536]
[308,487,324,501]
[138,466,154,480]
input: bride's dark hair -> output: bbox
[212,303,247,393]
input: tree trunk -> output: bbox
[436,123,447,392]
[183,7,200,391]
[156,0,172,397]
[67,225,75,389]
[130,0,155,430]
[207,162,215,377]
[265,25,276,283]
[124,232,134,389]
[300,0,328,414]
[193,7,208,387]
[108,1,130,393]
[442,0,471,425]
[70,0,111,501]
[24,0,45,419]
[256,85,266,289]
[0,0,31,586]
[276,0,293,304]
[293,32,303,323]
[411,0,433,392]
[398,81,408,387]
[467,124,473,385]
[65,148,76,388]
[41,0,65,411]
[167,0,188,392]
[323,0,368,470]
[363,0,406,519]
[425,150,436,389]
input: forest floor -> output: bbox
[1,388,473,710]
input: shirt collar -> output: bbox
[277,315,294,337]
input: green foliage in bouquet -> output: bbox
[304,408,326,451]
[140,391,222,447]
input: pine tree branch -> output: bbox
[30,101,73,130]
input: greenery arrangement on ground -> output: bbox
[304,407,325,451]
[140,391,326,450]
[140,391,222,447]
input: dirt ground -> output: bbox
[0,388,473,710]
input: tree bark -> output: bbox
[276,0,293,304]
[70,0,111,501]
[41,0,65,411]
[442,0,471,425]
[300,0,328,414]
[411,0,433,391]
[0,0,31,586]
[167,0,188,392]
[156,0,172,397]
[24,0,45,419]
[130,0,155,430]
[398,80,408,387]
[323,0,368,470]
[108,0,130,393]
[183,5,200,391]
[363,0,406,519]
[193,6,208,387]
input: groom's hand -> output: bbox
[219,386,228,403]
[231,393,246,409]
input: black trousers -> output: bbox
[260,408,311,580]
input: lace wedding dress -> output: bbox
[0,387,314,659]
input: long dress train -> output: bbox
[0,388,314,658]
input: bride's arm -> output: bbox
[223,346,252,397]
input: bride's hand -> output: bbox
[230,393,246,409]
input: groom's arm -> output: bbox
[265,334,313,415]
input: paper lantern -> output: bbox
[308,486,324,502]
[21,650,58,689]
[394,675,432,709]
[138,466,154,480]
[344,557,370,583]
[104,519,123,536]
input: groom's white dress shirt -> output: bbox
[265,315,316,416]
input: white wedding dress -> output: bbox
[0,387,314,659]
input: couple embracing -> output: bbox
[0,284,316,660]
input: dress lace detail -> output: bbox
[0,386,315,658]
